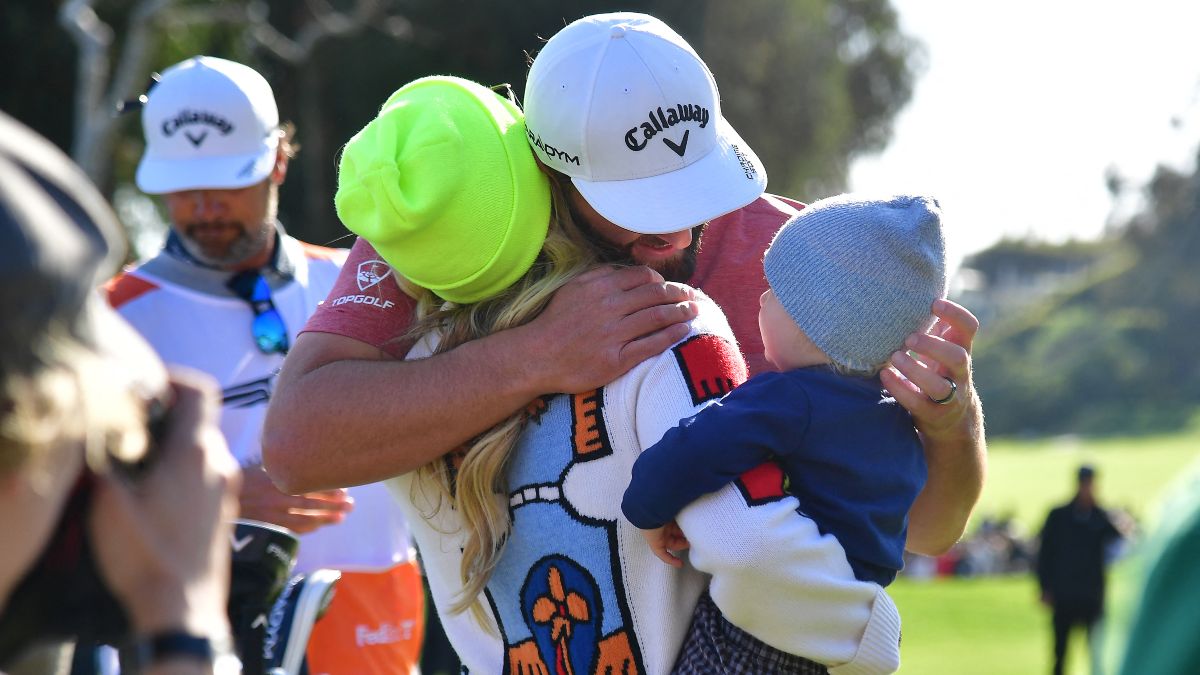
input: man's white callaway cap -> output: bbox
[524,12,767,234]
[135,56,280,194]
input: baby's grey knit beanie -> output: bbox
[763,193,947,374]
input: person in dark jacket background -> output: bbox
[1037,464,1123,675]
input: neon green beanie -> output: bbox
[335,76,551,304]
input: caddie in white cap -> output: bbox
[133,55,291,270]
[118,55,426,675]
[136,56,282,195]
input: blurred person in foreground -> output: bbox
[1114,467,1200,674]
[1036,464,1123,675]
[108,56,422,673]
[0,111,240,674]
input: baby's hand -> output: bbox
[640,521,690,568]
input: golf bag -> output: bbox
[227,519,340,675]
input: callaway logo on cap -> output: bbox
[524,12,767,234]
[135,56,280,194]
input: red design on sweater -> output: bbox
[671,334,748,405]
[736,461,787,505]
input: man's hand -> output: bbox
[882,298,981,441]
[238,463,353,534]
[525,265,698,395]
[638,521,690,568]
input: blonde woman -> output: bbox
[335,76,900,675]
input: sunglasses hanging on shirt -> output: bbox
[227,271,289,355]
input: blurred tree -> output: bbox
[699,0,920,199]
[1,1,80,154]
[971,151,1200,437]
[0,0,920,249]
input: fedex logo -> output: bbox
[355,620,415,646]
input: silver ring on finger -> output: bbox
[930,377,957,405]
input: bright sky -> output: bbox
[849,0,1200,272]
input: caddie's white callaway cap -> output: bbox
[136,56,280,194]
[524,12,767,235]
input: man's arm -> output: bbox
[881,299,986,556]
[263,265,698,493]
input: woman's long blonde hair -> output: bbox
[400,169,598,623]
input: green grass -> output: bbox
[890,569,1143,675]
[892,574,1061,674]
[971,428,1200,535]
[892,429,1200,674]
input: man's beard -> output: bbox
[577,220,705,284]
[178,219,273,268]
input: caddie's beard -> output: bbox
[577,220,706,284]
[177,218,274,268]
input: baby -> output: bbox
[623,193,948,673]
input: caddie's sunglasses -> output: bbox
[227,272,289,355]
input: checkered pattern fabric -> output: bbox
[672,592,830,674]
